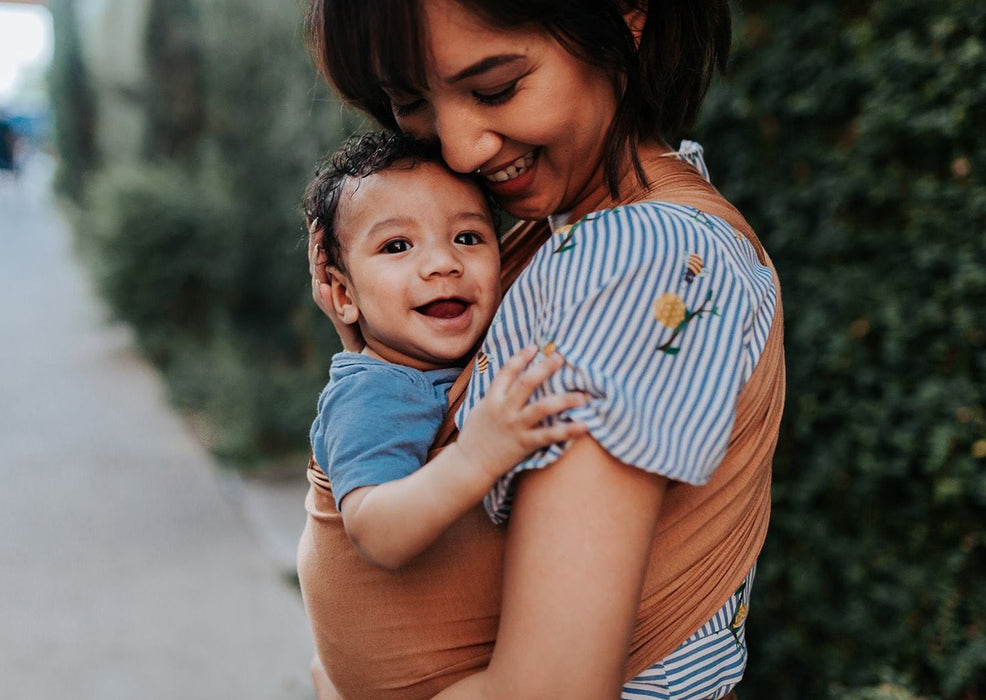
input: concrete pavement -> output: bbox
[0,155,316,699]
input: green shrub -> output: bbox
[63,0,350,460]
[82,160,237,361]
[698,1,986,697]
[164,329,321,465]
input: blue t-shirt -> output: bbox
[310,352,461,509]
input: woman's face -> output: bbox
[386,0,621,221]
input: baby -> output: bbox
[304,131,586,569]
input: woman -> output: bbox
[298,1,785,698]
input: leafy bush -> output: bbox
[81,160,237,361]
[54,0,350,461]
[698,1,986,697]
[163,329,321,464]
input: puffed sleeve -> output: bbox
[457,202,778,523]
[311,363,449,509]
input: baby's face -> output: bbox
[334,161,500,370]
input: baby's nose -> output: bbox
[421,245,463,277]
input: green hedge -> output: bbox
[698,1,986,697]
[56,0,352,463]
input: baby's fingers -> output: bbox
[524,420,589,451]
[485,345,540,396]
[501,350,566,405]
[521,390,588,426]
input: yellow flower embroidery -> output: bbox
[542,341,557,357]
[653,293,687,329]
[654,290,719,355]
[732,602,748,628]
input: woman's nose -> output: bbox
[432,103,501,175]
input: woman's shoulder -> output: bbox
[532,200,769,296]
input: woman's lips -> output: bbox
[416,299,469,319]
[484,151,537,183]
[483,150,539,199]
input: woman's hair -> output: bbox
[303,130,495,272]
[304,0,732,195]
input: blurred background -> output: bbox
[1,0,983,698]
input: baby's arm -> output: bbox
[340,346,587,569]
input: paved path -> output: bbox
[0,156,316,699]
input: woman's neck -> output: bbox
[566,140,677,220]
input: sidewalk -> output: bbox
[0,155,316,699]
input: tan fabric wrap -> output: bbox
[297,156,785,698]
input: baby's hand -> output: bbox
[455,345,589,481]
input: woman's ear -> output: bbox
[327,267,360,325]
[622,3,647,47]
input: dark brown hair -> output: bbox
[304,0,732,196]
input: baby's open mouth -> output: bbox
[416,299,469,319]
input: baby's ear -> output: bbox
[327,267,360,325]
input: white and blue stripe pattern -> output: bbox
[621,565,756,699]
[454,144,773,698]
[675,140,711,181]
[456,197,776,523]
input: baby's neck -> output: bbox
[360,345,464,373]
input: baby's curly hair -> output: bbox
[303,130,496,272]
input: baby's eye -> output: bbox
[455,231,483,246]
[382,239,411,254]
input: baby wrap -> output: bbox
[297,154,785,698]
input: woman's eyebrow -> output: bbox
[448,54,525,83]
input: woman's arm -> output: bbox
[433,434,667,699]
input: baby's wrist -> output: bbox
[450,436,502,486]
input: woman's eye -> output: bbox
[391,98,425,118]
[455,231,483,246]
[382,240,411,254]
[474,82,517,106]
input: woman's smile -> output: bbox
[482,149,539,198]
[482,150,537,183]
